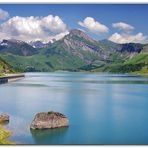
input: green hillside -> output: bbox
[97,53,148,74]
[0,29,148,74]
[0,57,16,76]
[124,53,148,74]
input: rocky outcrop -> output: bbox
[0,113,9,123]
[120,43,142,53]
[69,29,96,43]
[30,111,69,130]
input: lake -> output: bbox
[0,72,148,144]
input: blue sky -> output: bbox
[0,4,148,43]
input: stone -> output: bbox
[0,113,9,123]
[30,111,69,129]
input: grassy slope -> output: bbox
[0,57,16,76]
[1,51,148,74]
[101,53,148,74]
[125,53,148,74]
[125,52,148,64]
[0,51,86,72]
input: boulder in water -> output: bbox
[0,113,9,123]
[30,111,69,129]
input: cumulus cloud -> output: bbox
[53,31,69,41]
[0,32,11,41]
[112,22,134,31]
[0,8,9,20]
[78,17,109,34]
[0,15,68,42]
[108,32,147,44]
[42,15,67,33]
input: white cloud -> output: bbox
[0,8,9,20]
[0,15,68,42]
[78,17,109,34]
[110,22,147,43]
[42,15,67,33]
[0,32,11,41]
[53,31,69,41]
[112,22,134,31]
[1,16,44,37]
[108,32,147,44]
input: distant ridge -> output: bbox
[0,29,147,74]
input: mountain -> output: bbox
[0,39,38,56]
[97,43,148,74]
[28,40,51,48]
[0,29,147,74]
[119,43,142,53]
[43,29,126,71]
[142,44,148,53]
[99,39,120,51]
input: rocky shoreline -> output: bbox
[0,111,69,144]
[0,113,15,144]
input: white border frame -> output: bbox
[0,1,146,148]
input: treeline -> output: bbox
[109,63,148,73]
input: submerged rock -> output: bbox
[30,111,69,129]
[0,113,9,123]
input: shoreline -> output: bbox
[0,74,25,84]
[0,125,15,144]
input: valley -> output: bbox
[0,29,148,74]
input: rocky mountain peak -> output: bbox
[68,29,95,43]
[0,39,24,47]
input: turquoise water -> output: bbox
[0,72,148,144]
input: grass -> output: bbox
[0,125,15,145]
[0,74,4,77]
[125,53,148,64]
[0,56,16,76]
[93,52,148,74]
[130,67,148,74]
[48,111,53,115]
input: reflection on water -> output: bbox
[11,83,49,87]
[53,80,148,84]
[0,72,148,144]
[30,127,68,144]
